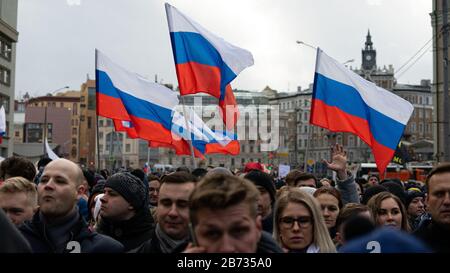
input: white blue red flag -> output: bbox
[95,49,239,158]
[310,48,413,175]
[165,3,253,129]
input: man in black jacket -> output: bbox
[133,171,196,253]
[19,159,123,253]
[414,163,450,252]
[97,172,154,251]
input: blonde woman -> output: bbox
[273,188,336,253]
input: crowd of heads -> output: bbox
[0,153,449,253]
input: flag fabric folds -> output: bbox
[45,138,60,160]
[0,106,5,144]
[96,49,238,158]
[165,3,253,128]
[310,48,413,175]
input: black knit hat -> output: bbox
[361,185,388,205]
[105,173,146,210]
[244,170,276,204]
[405,189,425,209]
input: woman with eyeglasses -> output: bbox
[273,188,336,253]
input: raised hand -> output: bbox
[323,143,348,180]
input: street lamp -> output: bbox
[296,40,317,50]
[343,59,355,65]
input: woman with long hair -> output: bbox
[367,191,410,232]
[313,187,343,241]
[273,188,336,253]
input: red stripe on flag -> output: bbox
[310,99,394,174]
[97,92,130,120]
[175,62,221,98]
[205,140,240,155]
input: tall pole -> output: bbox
[95,50,101,170]
[180,97,198,169]
[304,123,312,172]
[43,106,47,157]
[443,0,450,161]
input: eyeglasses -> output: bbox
[279,216,312,229]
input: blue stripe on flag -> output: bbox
[313,73,406,150]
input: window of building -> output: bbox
[125,143,131,152]
[250,145,254,153]
[107,119,112,127]
[0,35,12,61]
[348,135,355,147]
[99,144,103,151]
[419,123,423,133]
[182,158,186,165]
[231,158,235,166]
[72,127,77,135]
[88,117,92,129]
[88,87,96,110]
[72,138,77,144]
[73,103,78,115]
[0,95,9,113]
[15,131,19,137]
[0,65,11,86]
[241,158,245,165]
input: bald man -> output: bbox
[19,159,123,253]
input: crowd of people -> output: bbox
[0,144,449,253]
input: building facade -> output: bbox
[0,0,18,157]
[24,92,80,162]
[78,80,97,167]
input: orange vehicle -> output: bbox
[357,162,434,182]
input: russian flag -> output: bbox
[310,48,413,175]
[96,49,180,146]
[96,49,238,158]
[165,3,253,129]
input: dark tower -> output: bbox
[362,30,376,71]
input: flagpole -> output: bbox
[43,106,47,157]
[180,96,197,169]
[95,49,101,171]
[304,123,312,172]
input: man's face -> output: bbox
[0,192,36,226]
[157,182,195,240]
[368,176,379,186]
[38,160,79,219]
[194,203,262,253]
[296,178,316,188]
[426,172,450,226]
[255,186,272,219]
[148,180,160,206]
[407,197,425,218]
[100,187,134,221]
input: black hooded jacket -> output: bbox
[414,219,450,253]
[97,208,155,251]
[19,210,123,253]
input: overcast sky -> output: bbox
[15,0,432,98]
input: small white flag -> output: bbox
[45,138,60,160]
